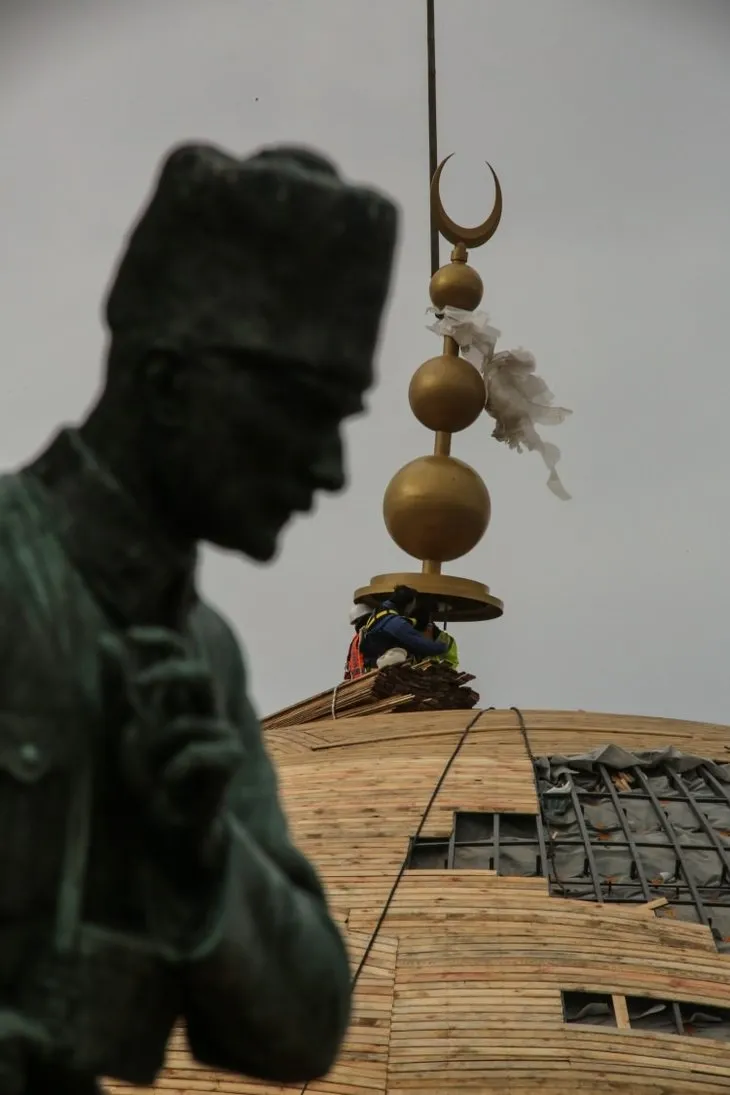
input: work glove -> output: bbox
[376,647,408,669]
[100,626,245,847]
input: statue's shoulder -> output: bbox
[0,470,50,585]
[0,469,32,517]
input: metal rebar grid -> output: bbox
[407,761,730,943]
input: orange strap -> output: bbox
[345,632,366,679]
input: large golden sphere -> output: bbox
[429,261,483,311]
[383,454,491,563]
[409,354,486,433]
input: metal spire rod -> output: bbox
[426,0,439,277]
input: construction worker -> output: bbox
[413,604,459,668]
[359,584,448,670]
[344,602,370,680]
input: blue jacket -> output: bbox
[359,600,447,665]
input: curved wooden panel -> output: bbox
[106,709,730,1094]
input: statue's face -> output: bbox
[145,348,371,561]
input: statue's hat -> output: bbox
[105,142,398,375]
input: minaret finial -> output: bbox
[354,152,504,623]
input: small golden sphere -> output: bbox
[409,354,486,433]
[429,260,483,311]
[383,454,491,563]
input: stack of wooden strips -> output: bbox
[262,661,479,730]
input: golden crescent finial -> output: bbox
[430,153,503,250]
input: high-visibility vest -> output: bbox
[439,632,459,668]
[344,631,366,680]
[417,623,459,668]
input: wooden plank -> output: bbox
[643,897,670,911]
[612,994,630,1029]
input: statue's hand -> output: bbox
[100,627,245,839]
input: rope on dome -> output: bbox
[511,705,568,895]
[351,704,491,986]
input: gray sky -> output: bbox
[2,1,730,723]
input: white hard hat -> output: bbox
[349,602,371,625]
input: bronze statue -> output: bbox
[0,142,397,1093]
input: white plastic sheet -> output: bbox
[427,305,572,500]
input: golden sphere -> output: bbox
[383,455,491,563]
[409,354,486,433]
[429,261,483,311]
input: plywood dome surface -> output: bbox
[106,708,730,1094]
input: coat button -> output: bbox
[19,742,41,767]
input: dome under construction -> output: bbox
[108,706,730,1095]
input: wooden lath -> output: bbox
[262,662,479,731]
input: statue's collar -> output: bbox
[23,428,198,630]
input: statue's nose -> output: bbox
[311,434,346,493]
